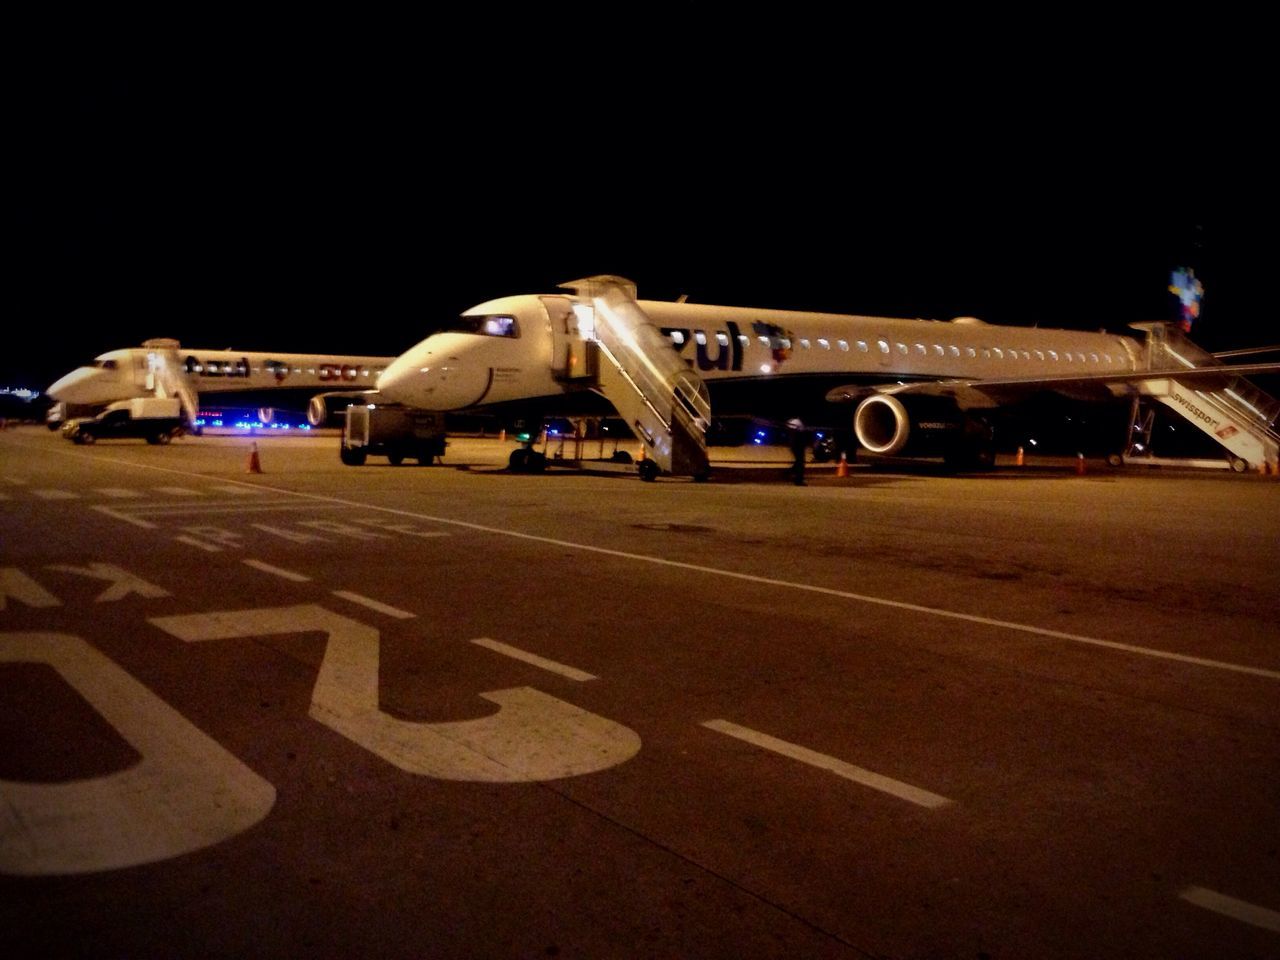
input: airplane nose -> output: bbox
[47,367,114,404]
[374,351,424,404]
[377,337,492,410]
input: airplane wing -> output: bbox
[825,361,1280,411]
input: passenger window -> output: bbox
[857,340,868,352]
[877,339,890,354]
[817,338,830,349]
[694,331,707,345]
[838,339,849,351]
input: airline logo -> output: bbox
[661,321,795,373]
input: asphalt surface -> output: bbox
[2,427,1278,959]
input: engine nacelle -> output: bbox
[307,392,371,427]
[853,394,965,457]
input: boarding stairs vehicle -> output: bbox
[552,276,711,481]
[1120,323,1280,471]
[141,338,202,429]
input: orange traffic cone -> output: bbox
[637,445,646,462]
[836,452,848,477]
[1075,452,1086,476]
[247,441,263,474]
[1015,446,1024,466]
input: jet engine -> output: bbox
[853,394,994,467]
[307,392,372,427]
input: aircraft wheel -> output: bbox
[387,451,405,466]
[1229,456,1248,473]
[1106,453,1124,468]
[155,431,172,445]
[508,448,529,471]
[79,432,95,445]
[340,446,367,466]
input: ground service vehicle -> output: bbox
[62,398,184,445]
[340,404,447,466]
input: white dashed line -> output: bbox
[154,486,205,496]
[33,489,78,500]
[242,559,312,582]
[1180,886,1280,932]
[470,638,597,681]
[91,505,156,529]
[331,590,414,619]
[174,536,222,553]
[207,484,268,495]
[95,488,144,499]
[703,719,953,809]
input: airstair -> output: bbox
[556,276,710,480]
[1124,323,1280,471]
[142,339,201,428]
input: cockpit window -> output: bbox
[445,314,520,338]
[95,359,118,370]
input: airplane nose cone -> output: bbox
[47,367,115,405]
[377,336,492,410]
[374,352,422,405]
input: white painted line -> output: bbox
[91,505,157,529]
[1180,886,1280,933]
[33,489,78,500]
[242,559,311,583]
[331,590,415,619]
[95,488,144,499]
[154,486,205,496]
[470,638,597,681]
[2,476,28,485]
[174,536,222,553]
[51,453,1280,682]
[703,719,953,809]
[207,484,267,495]
[127,502,348,517]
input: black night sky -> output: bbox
[9,53,1273,394]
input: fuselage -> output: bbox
[48,346,395,407]
[375,293,1143,419]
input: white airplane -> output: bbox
[374,275,1280,478]
[47,338,397,428]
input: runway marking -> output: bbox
[151,604,641,782]
[154,486,205,496]
[331,590,415,619]
[0,631,275,875]
[471,638,597,681]
[243,559,311,582]
[33,489,78,500]
[124,502,348,517]
[0,568,62,610]
[90,505,156,529]
[206,484,268,495]
[94,488,143,499]
[174,536,222,553]
[1180,886,1280,933]
[2,476,28,485]
[52,454,1280,682]
[703,719,953,809]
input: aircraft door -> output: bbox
[543,295,597,382]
